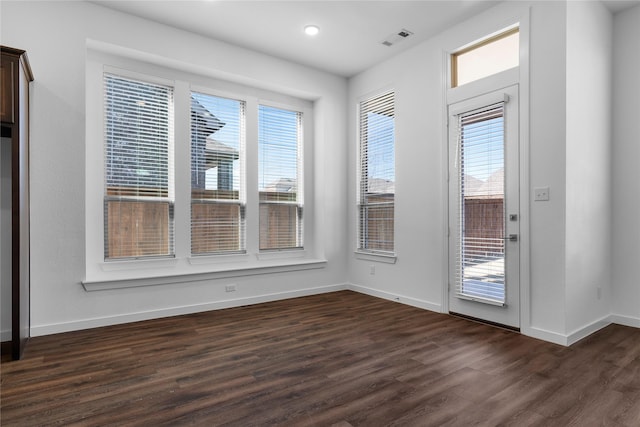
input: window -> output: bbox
[99,68,309,262]
[191,92,245,255]
[258,105,303,250]
[104,74,174,260]
[87,52,318,286]
[451,28,519,88]
[357,91,395,254]
[455,104,506,303]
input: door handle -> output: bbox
[503,234,518,242]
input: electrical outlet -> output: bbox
[225,285,236,293]
[534,187,550,201]
[370,265,375,275]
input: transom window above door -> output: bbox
[451,27,519,88]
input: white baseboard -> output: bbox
[524,314,637,347]
[30,283,348,337]
[1,329,10,342]
[26,284,640,342]
[346,283,441,313]
[525,318,611,347]
[521,326,570,346]
[566,316,611,346]
[610,313,640,328]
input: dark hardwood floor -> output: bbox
[1,290,639,426]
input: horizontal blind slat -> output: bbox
[104,73,175,260]
[358,90,395,253]
[454,104,505,304]
[190,92,246,256]
[258,105,303,250]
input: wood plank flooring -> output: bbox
[1,290,639,426]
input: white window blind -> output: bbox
[258,105,303,250]
[454,103,506,304]
[358,91,395,254]
[104,73,174,260]
[191,92,246,255]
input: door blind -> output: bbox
[258,105,303,250]
[190,92,246,255]
[358,91,395,254]
[454,103,506,304]
[104,73,174,260]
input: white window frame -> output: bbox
[189,89,247,256]
[451,26,519,88]
[355,89,397,261]
[103,71,176,261]
[84,47,320,289]
[257,102,305,252]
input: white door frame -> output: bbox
[439,8,531,336]
[447,85,520,328]
[441,67,530,334]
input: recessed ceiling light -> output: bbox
[304,25,320,36]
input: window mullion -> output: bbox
[244,98,260,255]
[173,81,192,259]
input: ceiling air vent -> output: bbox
[381,29,414,47]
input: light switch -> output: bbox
[534,187,550,201]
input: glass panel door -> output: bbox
[458,106,505,304]
[448,85,519,329]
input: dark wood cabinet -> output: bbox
[0,55,15,123]
[1,46,33,360]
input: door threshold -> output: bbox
[449,311,520,333]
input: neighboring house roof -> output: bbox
[205,137,239,168]
[265,178,297,193]
[191,96,224,133]
[367,177,395,194]
[464,168,504,199]
[191,96,240,168]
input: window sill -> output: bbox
[101,257,179,271]
[82,258,327,292]
[188,253,250,265]
[354,251,397,264]
[256,249,306,261]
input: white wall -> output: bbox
[1,0,637,343]
[612,4,640,326]
[347,0,638,344]
[1,138,11,340]
[347,33,447,313]
[526,1,569,340]
[0,0,348,336]
[348,1,592,343]
[565,0,613,339]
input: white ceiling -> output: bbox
[90,0,502,77]
[91,0,639,78]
